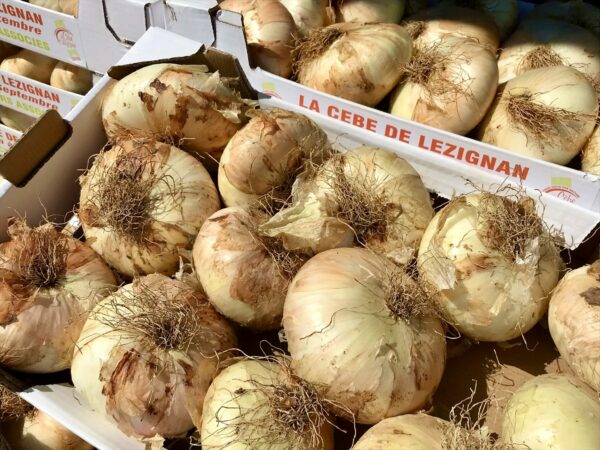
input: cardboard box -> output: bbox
[209,8,600,226]
[0,0,218,73]
[0,24,595,450]
[0,123,20,153]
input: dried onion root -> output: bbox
[71,274,237,439]
[200,357,336,449]
[79,138,220,278]
[0,220,116,373]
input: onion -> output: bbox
[0,49,57,84]
[0,220,117,373]
[220,0,297,78]
[527,1,600,39]
[440,0,519,40]
[497,19,600,84]
[417,191,562,342]
[4,413,93,450]
[201,358,334,449]
[335,0,405,25]
[0,106,35,132]
[548,261,600,392]
[101,64,254,155]
[390,35,498,136]
[79,138,220,278]
[582,126,600,175]
[293,22,412,107]
[71,274,236,439]
[218,108,330,208]
[28,0,77,14]
[500,374,600,450]
[262,146,434,265]
[279,0,330,36]
[284,247,446,424]
[404,5,500,51]
[50,62,93,94]
[193,207,307,330]
[478,66,598,166]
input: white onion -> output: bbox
[498,19,600,84]
[279,0,330,36]
[441,0,519,40]
[50,62,93,94]
[500,374,600,450]
[0,49,57,84]
[79,138,220,278]
[336,0,405,25]
[527,1,600,39]
[478,66,598,166]
[293,22,412,107]
[284,247,446,424]
[193,207,306,330]
[582,126,600,175]
[28,0,77,14]
[218,108,330,208]
[0,221,116,373]
[221,0,297,78]
[102,64,254,155]
[0,106,36,132]
[262,146,434,265]
[201,358,334,449]
[548,261,600,392]
[390,35,498,136]
[71,274,237,439]
[417,192,561,342]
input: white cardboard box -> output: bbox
[0,123,20,153]
[0,25,597,450]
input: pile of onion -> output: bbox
[478,66,598,166]
[284,247,446,424]
[548,260,600,392]
[335,0,405,25]
[220,0,297,78]
[418,191,562,342]
[582,126,600,175]
[218,108,330,208]
[404,4,500,51]
[497,19,600,84]
[50,62,93,95]
[71,274,236,439]
[0,386,92,450]
[79,138,220,278]
[440,0,519,40]
[527,0,600,39]
[500,374,600,449]
[0,49,57,84]
[201,358,334,449]
[280,0,331,36]
[0,106,35,132]
[0,220,116,373]
[262,146,434,265]
[389,34,498,136]
[292,22,412,107]
[102,64,254,155]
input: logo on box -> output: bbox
[543,177,579,203]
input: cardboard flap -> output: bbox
[0,111,71,187]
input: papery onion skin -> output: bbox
[478,66,598,166]
[548,261,600,392]
[527,0,600,39]
[201,359,334,450]
[71,274,237,439]
[50,62,93,95]
[221,0,297,78]
[284,248,446,424]
[500,374,600,450]
[390,35,498,136]
[294,22,412,107]
[102,64,253,154]
[0,222,117,373]
[497,19,600,84]
[193,207,291,330]
[0,49,56,84]
[582,126,600,175]
[218,108,330,208]
[417,193,561,342]
[4,410,93,450]
[79,138,220,278]
[405,5,500,51]
[336,0,405,25]
[351,414,446,450]
[280,0,330,36]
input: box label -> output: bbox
[0,1,85,64]
[0,123,20,154]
